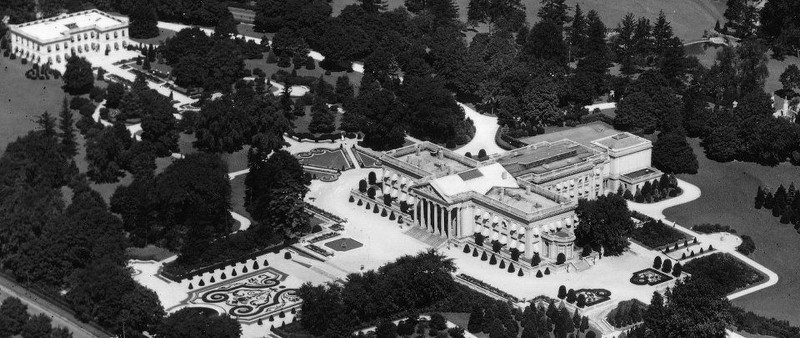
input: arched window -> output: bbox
[106,34,109,40]
[122,30,125,36]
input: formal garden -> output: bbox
[295,147,355,172]
[630,219,691,250]
[179,267,301,324]
[619,173,682,204]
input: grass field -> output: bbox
[0,54,65,154]
[331,0,725,42]
[663,138,800,325]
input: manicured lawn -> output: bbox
[324,238,363,252]
[130,28,178,46]
[0,54,65,154]
[663,138,800,325]
[296,148,352,171]
[332,0,725,42]
[631,220,691,250]
[126,245,175,261]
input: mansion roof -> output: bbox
[9,9,127,43]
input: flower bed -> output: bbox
[306,204,345,223]
[305,244,333,257]
[330,223,345,232]
[456,274,520,303]
[631,220,691,250]
[630,268,673,286]
[574,289,611,306]
[308,232,340,243]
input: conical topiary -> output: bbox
[463,244,471,253]
[264,259,269,266]
[545,267,550,275]
[365,202,371,209]
[210,276,215,283]
[357,199,363,206]
[508,264,515,273]
[279,311,285,318]
[199,279,205,286]
[472,248,479,256]
[373,205,379,213]
[489,254,497,265]
[499,260,506,269]
[221,273,227,280]
[242,266,248,273]
[536,271,543,278]
[253,261,259,269]
[258,318,263,325]
[349,196,354,203]
[381,209,387,217]
[284,252,292,259]
[232,269,237,276]
[518,269,524,277]
[188,283,193,289]
[481,251,488,261]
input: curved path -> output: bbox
[455,103,504,156]
[626,179,779,302]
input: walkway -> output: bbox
[626,179,779,302]
[455,103,504,156]
[0,274,109,338]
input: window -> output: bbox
[106,34,109,40]
[84,33,88,39]
[90,32,94,38]
[113,32,117,38]
[64,42,68,48]
[122,30,125,36]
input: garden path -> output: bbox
[626,179,779,302]
[455,103,504,156]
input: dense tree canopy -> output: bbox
[128,0,159,39]
[575,194,634,255]
[155,308,241,338]
[62,56,94,95]
[652,130,699,174]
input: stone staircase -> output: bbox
[571,260,592,272]
[404,226,449,248]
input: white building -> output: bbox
[354,127,661,267]
[7,9,129,65]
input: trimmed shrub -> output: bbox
[545,267,550,275]
[481,251,488,261]
[463,244,471,253]
[489,254,497,265]
[472,248,479,257]
[349,195,355,202]
[518,269,524,277]
[508,264,515,273]
[558,285,567,299]
[653,256,662,269]
[284,252,292,259]
[536,270,543,278]
[566,289,576,303]
[661,259,673,273]
[499,260,506,269]
[556,253,566,265]
[577,294,586,308]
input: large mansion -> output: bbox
[7,9,129,65]
[357,126,661,265]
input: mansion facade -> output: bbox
[358,130,660,264]
[7,9,129,65]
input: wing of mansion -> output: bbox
[352,127,661,268]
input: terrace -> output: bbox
[484,187,558,214]
[495,140,602,179]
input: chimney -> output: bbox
[438,150,444,160]
[501,171,507,180]
[416,146,421,156]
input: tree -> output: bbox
[62,56,94,95]
[652,130,698,174]
[400,75,466,145]
[672,262,683,277]
[468,305,484,333]
[780,64,800,93]
[128,0,159,39]
[20,313,52,338]
[430,313,448,330]
[246,150,310,238]
[558,285,567,299]
[57,98,77,158]
[335,75,355,107]
[86,127,128,183]
[653,256,662,269]
[661,259,673,273]
[575,194,635,255]
[155,308,241,338]
[0,297,29,336]
[538,0,571,26]
[140,98,179,157]
[614,92,658,132]
[523,20,568,66]
[105,82,125,109]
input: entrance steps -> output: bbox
[404,225,449,248]
[571,260,592,272]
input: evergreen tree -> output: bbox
[764,191,774,209]
[63,55,95,95]
[755,186,765,209]
[781,208,793,224]
[58,97,77,157]
[468,305,485,333]
[568,4,586,59]
[558,285,567,299]
[661,259,673,273]
[672,262,682,277]
[36,111,57,138]
[653,256,662,269]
